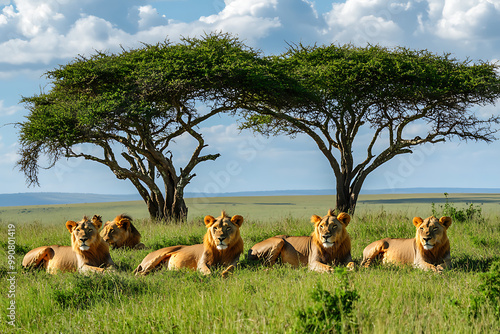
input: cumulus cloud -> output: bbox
[0,0,333,67]
[1,0,499,68]
[199,0,282,43]
[137,5,168,30]
[323,0,414,46]
[422,0,500,40]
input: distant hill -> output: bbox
[0,188,499,206]
[0,192,141,207]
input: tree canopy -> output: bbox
[241,44,500,213]
[17,33,288,221]
[17,36,500,217]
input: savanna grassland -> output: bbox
[1,193,500,333]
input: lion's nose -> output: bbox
[423,237,431,242]
[218,237,225,243]
[80,237,88,243]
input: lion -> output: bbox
[22,215,115,274]
[361,216,452,272]
[134,211,244,277]
[247,210,353,272]
[100,214,145,249]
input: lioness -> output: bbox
[22,215,115,274]
[134,211,244,277]
[361,216,452,272]
[100,214,145,249]
[248,210,353,272]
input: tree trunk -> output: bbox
[335,174,361,215]
[171,193,188,221]
[145,195,187,221]
[336,190,357,215]
[335,166,369,215]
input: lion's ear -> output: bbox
[204,215,216,227]
[413,217,424,227]
[231,215,244,227]
[337,212,351,226]
[66,220,77,233]
[116,217,130,230]
[91,215,103,229]
[310,215,322,225]
[439,216,452,229]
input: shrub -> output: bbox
[431,193,483,223]
[295,268,359,333]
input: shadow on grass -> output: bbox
[359,197,500,205]
[452,256,500,273]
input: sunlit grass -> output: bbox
[1,195,499,333]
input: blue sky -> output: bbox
[0,0,499,196]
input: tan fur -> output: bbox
[134,211,244,277]
[100,214,145,249]
[22,215,115,274]
[361,216,452,272]
[248,210,354,272]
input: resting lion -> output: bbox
[134,211,244,277]
[100,214,145,249]
[361,216,452,272]
[22,215,115,274]
[248,210,353,272]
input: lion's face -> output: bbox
[100,223,126,249]
[66,215,103,252]
[100,215,132,249]
[413,216,452,250]
[311,210,351,249]
[204,212,244,250]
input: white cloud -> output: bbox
[0,0,285,65]
[0,139,18,166]
[324,0,412,45]
[138,5,167,29]
[199,0,282,42]
[420,0,500,42]
[0,99,21,116]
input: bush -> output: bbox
[295,268,359,333]
[431,193,483,223]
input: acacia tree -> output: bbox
[17,34,269,221]
[242,44,500,214]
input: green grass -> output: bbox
[1,194,500,333]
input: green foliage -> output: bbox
[241,43,500,214]
[17,33,291,220]
[431,193,483,223]
[295,268,359,333]
[469,261,500,319]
